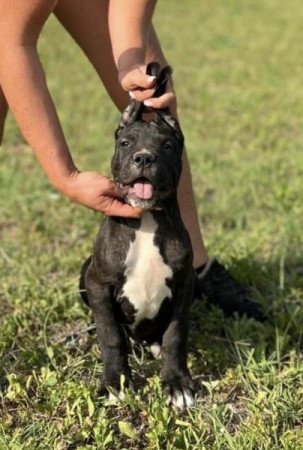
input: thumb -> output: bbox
[121,68,156,91]
[101,196,143,218]
[103,179,124,198]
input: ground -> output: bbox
[0,0,303,448]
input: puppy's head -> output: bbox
[111,63,184,209]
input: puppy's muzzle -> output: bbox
[133,151,156,168]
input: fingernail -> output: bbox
[129,91,136,99]
[147,76,156,83]
[144,100,153,107]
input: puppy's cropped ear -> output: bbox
[146,62,183,145]
[115,99,143,139]
[146,62,172,100]
[157,110,184,148]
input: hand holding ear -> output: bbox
[119,64,175,109]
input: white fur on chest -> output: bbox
[122,212,172,326]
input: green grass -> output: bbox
[1,0,303,448]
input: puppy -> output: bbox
[80,63,196,408]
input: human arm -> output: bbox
[108,0,175,108]
[0,0,141,217]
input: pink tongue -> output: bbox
[133,181,154,199]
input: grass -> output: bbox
[1,0,303,448]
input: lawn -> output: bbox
[1,0,303,448]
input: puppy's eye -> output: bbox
[163,142,174,150]
[120,139,130,147]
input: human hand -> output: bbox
[63,171,143,218]
[119,64,175,109]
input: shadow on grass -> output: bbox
[188,254,303,381]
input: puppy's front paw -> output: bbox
[163,372,196,410]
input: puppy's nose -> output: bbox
[133,151,156,168]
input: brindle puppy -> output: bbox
[80,63,196,408]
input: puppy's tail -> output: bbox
[79,255,92,307]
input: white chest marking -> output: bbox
[122,212,172,326]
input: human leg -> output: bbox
[54,0,128,109]
[0,85,8,144]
